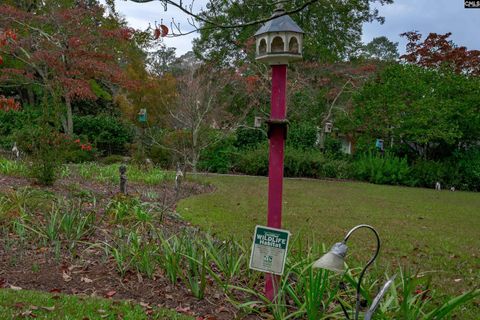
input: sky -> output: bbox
[103,0,480,56]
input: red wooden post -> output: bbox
[265,64,288,301]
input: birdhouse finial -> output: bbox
[273,3,285,16]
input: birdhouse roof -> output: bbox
[254,10,304,36]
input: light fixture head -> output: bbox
[313,242,348,273]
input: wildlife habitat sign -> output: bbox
[249,225,291,275]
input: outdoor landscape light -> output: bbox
[313,241,348,272]
[314,224,389,320]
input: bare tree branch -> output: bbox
[128,0,319,37]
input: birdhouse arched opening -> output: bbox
[289,37,299,54]
[271,36,285,53]
[259,38,267,55]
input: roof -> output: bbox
[254,8,304,36]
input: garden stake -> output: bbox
[119,164,127,194]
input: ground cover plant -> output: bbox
[0,158,478,319]
[0,289,193,319]
[74,162,175,185]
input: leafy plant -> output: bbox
[201,236,247,288]
[106,242,131,278]
[106,195,154,224]
[58,200,95,244]
[73,115,134,155]
[76,163,173,185]
[159,235,184,284]
[181,240,208,299]
[15,125,66,186]
[0,157,28,176]
[354,152,412,185]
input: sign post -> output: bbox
[253,5,304,301]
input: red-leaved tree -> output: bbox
[401,31,480,76]
[0,95,21,112]
[0,2,136,134]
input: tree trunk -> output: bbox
[65,95,73,135]
[191,155,198,173]
[191,127,199,173]
[27,88,35,106]
[318,129,325,150]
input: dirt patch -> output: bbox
[0,248,239,319]
[0,173,258,319]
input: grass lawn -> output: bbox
[179,174,480,297]
[0,289,193,320]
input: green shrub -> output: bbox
[287,122,317,150]
[234,127,266,150]
[0,108,41,149]
[284,147,322,177]
[323,136,343,156]
[410,160,449,189]
[63,139,96,163]
[100,154,126,165]
[353,152,412,185]
[148,144,172,168]
[198,136,237,173]
[233,144,352,179]
[73,115,134,155]
[454,148,480,191]
[284,147,352,179]
[409,149,480,191]
[233,143,269,175]
[15,125,65,186]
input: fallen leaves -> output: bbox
[40,306,55,312]
[175,306,190,312]
[9,284,22,290]
[20,310,36,318]
[14,304,55,319]
[104,290,116,298]
[81,276,93,284]
[62,271,72,282]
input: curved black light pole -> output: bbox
[342,224,381,320]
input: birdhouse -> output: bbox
[324,122,333,133]
[138,108,147,123]
[254,116,263,128]
[254,5,304,65]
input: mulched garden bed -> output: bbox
[0,173,259,319]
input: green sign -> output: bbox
[249,225,291,275]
